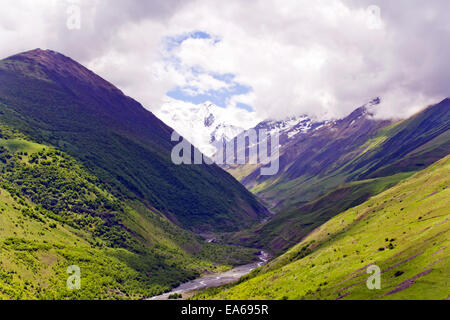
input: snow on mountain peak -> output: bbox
[155,99,258,156]
[253,114,324,142]
[156,98,328,157]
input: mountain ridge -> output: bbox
[224,98,449,253]
[0,48,270,233]
[0,48,274,299]
[197,155,450,300]
[156,100,249,157]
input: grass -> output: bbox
[225,101,449,258]
[195,155,450,300]
[233,99,449,217]
[0,53,267,299]
[229,172,414,254]
[0,125,257,299]
[0,184,168,299]
[225,164,260,182]
[0,54,269,233]
[0,138,44,154]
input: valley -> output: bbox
[0,49,448,301]
[149,251,270,300]
[0,49,268,299]
[221,98,450,254]
[194,155,450,300]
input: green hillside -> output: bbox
[0,49,268,234]
[0,121,257,299]
[227,101,449,253]
[229,172,415,254]
[235,100,449,214]
[196,155,450,300]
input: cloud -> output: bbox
[0,0,449,121]
[165,0,449,120]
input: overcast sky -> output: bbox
[1,0,449,124]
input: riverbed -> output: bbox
[149,251,270,300]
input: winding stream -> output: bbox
[149,251,270,300]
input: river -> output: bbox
[149,251,270,300]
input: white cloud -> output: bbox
[182,72,231,95]
[164,0,449,120]
[0,0,449,121]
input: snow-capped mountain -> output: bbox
[228,115,325,161]
[155,100,255,156]
[254,115,324,143]
[217,115,325,166]
[156,98,328,157]
[249,98,381,147]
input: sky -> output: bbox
[0,0,449,125]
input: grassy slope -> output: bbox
[196,155,450,300]
[230,172,414,254]
[229,103,449,254]
[241,101,449,213]
[0,124,257,300]
[0,52,268,233]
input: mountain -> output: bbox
[0,134,257,299]
[0,49,269,299]
[0,49,269,233]
[223,114,324,178]
[228,99,390,208]
[252,115,324,146]
[232,98,449,210]
[155,100,248,157]
[157,100,324,160]
[196,155,450,300]
[225,98,450,253]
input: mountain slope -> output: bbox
[156,100,248,157]
[347,99,450,179]
[0,48,269,299]
[227,99,449,253]
[233,99,391,210]
[196,155,450,300]
[231,172,414,253]
[237,99,449,212]
[223,114,324,178]
[0,129,257,299]
[0,49,269,233]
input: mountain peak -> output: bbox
[9,48,62,61]
[346,97,381,121]
[156,100,246,156]
[3,48,120,93]
[6,48,77,71]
